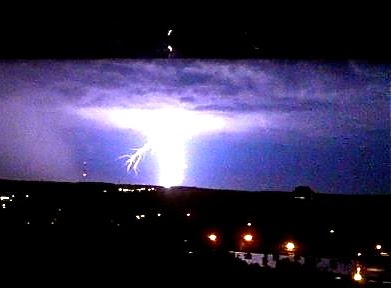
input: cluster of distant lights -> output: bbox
[2,193,45,224]
[1,192,61,226]
[1,193,19,209]
[133,213,388,260]
[1,191,388,284]
[2,191,390,263]
[351,243,389,282]
[207,233,295,252]
[117,187,156,193]
[135,212,188,220]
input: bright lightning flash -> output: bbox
[110,108,225,188]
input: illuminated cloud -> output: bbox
[0,60,388,192]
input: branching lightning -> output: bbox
[119,142,152,174]
[120,133,187,187]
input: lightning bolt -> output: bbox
[99,108,226,187]
[119,142,152,174]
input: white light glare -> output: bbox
[247,222,252,227]
[168,45,173,52]
[376,244,382,250]
[87,107,225,188]
[186,213,191,217]
[26,195,29,198]
[353,267,363,281]
[208,234,217,241]
[353,273,362,281]
[136,215,140,220]
[157,213,161,217]
[0,196,10,201]
[330,229,335,234]
[357,252,362,256]
[140,214,145,218]
[285,242,295,252]
[243,234,253,242]
[168,29,173,36]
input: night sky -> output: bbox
[0,60,389,193]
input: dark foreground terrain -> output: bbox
[1,179,389,286]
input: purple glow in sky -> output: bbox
[0,60,389,193]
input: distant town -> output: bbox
[1,179,390,285]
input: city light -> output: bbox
[285,242,296,252]
[136,215,140,220]
[208,233,217,242]
[186,213,191,217]
[353,273,362,281]
[243,234,253,242]
[118,188,122,192]
[26,194,29,198]
[357,252,362,256]
[376,244,382,250]
[157,213,161,217]
[353,267,363,281]
[0,196,10,201]
[168,45,173,52]
[140,214,145,218]
[247,222,252,227]
[329,229,335,234]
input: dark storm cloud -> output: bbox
[54,84,88,99]
[0,59,389,190]
[179,96,196,103]
[194,98,335,113]
[0,98,77,180]
[0,60,389,131]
